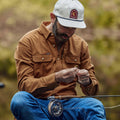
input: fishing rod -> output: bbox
[48,95,120,100]
[48,95,120,117]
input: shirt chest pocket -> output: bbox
[33,55,54,77]
[64,55,81,68]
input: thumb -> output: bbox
[76,69,88,76]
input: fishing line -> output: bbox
[104,104,120,109]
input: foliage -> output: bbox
[0,46,16,78]
[82,0,120,29]
[88,38,120,120]
[89,38,120,93]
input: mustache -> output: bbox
[60,34,69,39]
[61,34,68,37]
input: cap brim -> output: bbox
[57,17,86,29]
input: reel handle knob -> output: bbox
[0,83,5,88]
[48,100,63,117]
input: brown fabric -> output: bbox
[14,21,99,98]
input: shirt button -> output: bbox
[53,44,55,47]
[42,57,45,60]
[57,58,60,61]
[74,59,77,62]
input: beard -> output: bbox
[52,19,69,44]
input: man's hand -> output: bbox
[55,68,78,84]
[55,68,91,85]
[76,69,91,86]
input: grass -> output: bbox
[0,77,18,120]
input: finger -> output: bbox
[77,75,90,85]
[65,77,75,83]
[76,69,88,76]
[64,68,78,76]
[63,71,76,79]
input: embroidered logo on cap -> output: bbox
[70,9,78,19]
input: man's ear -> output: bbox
[50,13,56,23]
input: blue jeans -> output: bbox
[10,91,106,120]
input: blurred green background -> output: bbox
[0,0,120,120]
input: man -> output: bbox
[10,0,106,120]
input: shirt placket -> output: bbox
[47,39,67,72]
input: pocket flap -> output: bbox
[65,55,80,64]
[33,55,52,62]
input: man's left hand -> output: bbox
[76,69,91,86]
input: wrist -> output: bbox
[84,78,92,86]
[55,72,60,83]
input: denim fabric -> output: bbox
[10,91,106,120]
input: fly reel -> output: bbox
[48,99,63,117]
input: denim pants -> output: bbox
[10,91,106,120]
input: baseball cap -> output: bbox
[53,0,86,28]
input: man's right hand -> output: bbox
[55,68,78,84]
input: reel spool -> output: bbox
[48,100,63,117]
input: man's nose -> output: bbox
[66,28,76,36]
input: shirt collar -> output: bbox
[39,21,52,39]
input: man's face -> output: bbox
[52,19,76,43]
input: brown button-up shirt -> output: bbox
[14,21,98,98]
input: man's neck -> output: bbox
[46,23,53,32]
[46,22,67,51]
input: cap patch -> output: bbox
[70,9,78,19]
